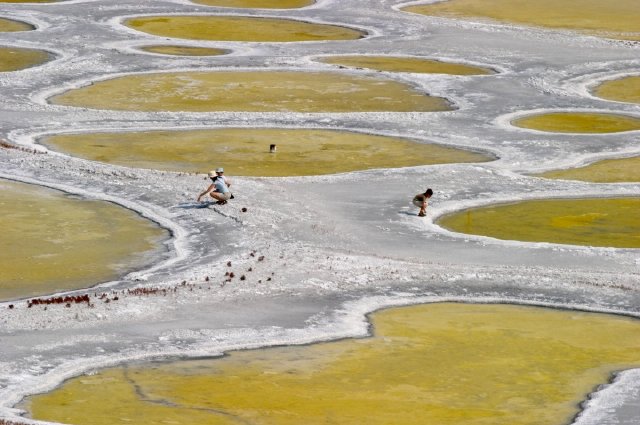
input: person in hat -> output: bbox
[197,168,232,205]
[213,167,231,190]
[412,188,433,217]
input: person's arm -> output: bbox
[225,177,231,188]
[197,184,215,202]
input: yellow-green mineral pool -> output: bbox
[23,303,640,425]
[191,0,314,8]
[402,0,640,42]
[48,71,452,113]
[592,76,640,105]
[138,45,228,56]
[437,197,640,248]
[123,16,364,42]
[0,180,168,301]
[0,17,34,32]
[40,128,493,176]
[318,55,495,75]
[0,46,51,72]
[512,112,640,134]
[536,156,640,183]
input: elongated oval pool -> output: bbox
[437,197,640,248]
[40,128,493,176]
[48,71,453,113]
[0,180,169,301]
[22,303,640,425]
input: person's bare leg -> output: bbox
[209,192,225,201]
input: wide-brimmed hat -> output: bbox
[215,167,224,173]
[208,170,217,177]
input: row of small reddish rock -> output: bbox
[7,251,270,310]
[27,294,91,308]
[0,419,30,425]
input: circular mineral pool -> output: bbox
[138,45,228,56]
[191,0,314,8]
[592,75,640,105]
[0,17,34,32]
[0,46,52,72]
[123,15,365,42]
[535,156,640,183]
[512,112,640,134]
[23,303,640,425]
[0,180,169,301]
[48,71,453,113]
[318,55,495,75]
[437,197,640,248]
[402,0,640,42]
[40,128,494,176]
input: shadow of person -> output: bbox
[174,201,213,209]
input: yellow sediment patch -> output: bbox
[41,128,493,176]
[123,16,364,42]
[0,46,51,72]
[0,18,34,32]
[512,112,640,134]
[24,303,640,425]
[592,76,640,105]
[192,0,314,8]
[437,197,640,248]
[319,55,494,75]
[48,71,452,112]
[0,180,168,301]
[139,45,228,56]
[402,0,640,42]
[536,156,640,183]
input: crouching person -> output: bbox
[413,188,433,217]
[197,168,232,205]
